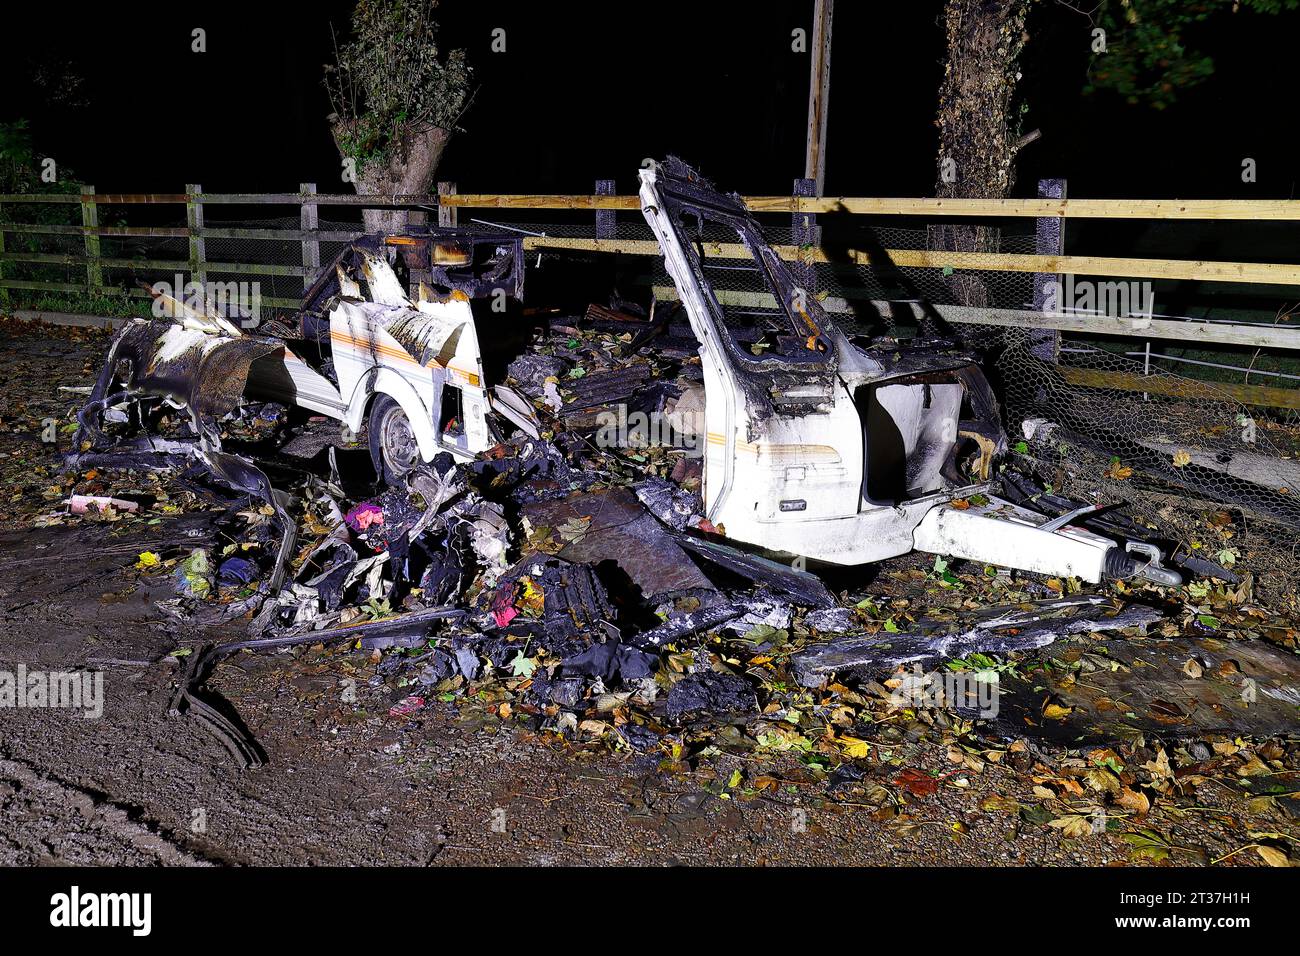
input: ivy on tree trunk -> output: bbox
[932,0,1032,308]
[324,0,471,234]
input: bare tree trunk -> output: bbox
[931,0,1031,309]
[338,124,451,235]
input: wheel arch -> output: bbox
[348,367,438,464]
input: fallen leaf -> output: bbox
[1256,845,1291,867]
[1144,749,1175,791]
[893,768,938,797]
[1048,814,1092,838]
[839,735,871,759]
[980,795,1021,814]
[508,652,537,679]
[1123,828,1172,862]
[1116,787,1151,815]
[1104,457,1134,480]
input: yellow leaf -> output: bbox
[1144,749,1174,783]
[1237,754,1270,777]
[980,795,1020,814]
[1048,814,1092,838]
[839,735,871,759]
[1043,703,1074,720]
[1085,768,1121,794]
[1256,845,1291,867]
[1172,450,1192,467]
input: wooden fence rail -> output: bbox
[517,236,1300,286]
[4,191,1300,220]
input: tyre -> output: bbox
[368,395,421,485]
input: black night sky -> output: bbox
[4,1,1299,200]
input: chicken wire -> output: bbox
[993,331,1300,600]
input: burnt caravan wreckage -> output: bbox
[72,229,531,601]
[75,161,1182,600]
[76,229,533,468]
[68,160,1209,765]
[639,159,1180,586]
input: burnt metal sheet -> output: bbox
[75,321,281,445]
[299,230,523,327]
[674,535,835,607]
[650,158,838,418]
[791,595,1161,688]
[522,488,715,599]
[558,365,658,430]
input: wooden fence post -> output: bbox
[1031,178,1066,362]
[437,182,457,228]
[300,183,319,291]
[81,186,102,292]
[186,183,206,289]
[595,179,615,239]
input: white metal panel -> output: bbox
[913,498,1114,583]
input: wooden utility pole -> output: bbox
[804,0,833,196]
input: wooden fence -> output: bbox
[2,182,1299,344]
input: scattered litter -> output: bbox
[344,502,384,532]
[67,494,139,515]
[388,696,426,718]
[175,549,213,600]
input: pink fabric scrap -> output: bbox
[345,502,385,532]
[388,696,426,718]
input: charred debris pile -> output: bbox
[58,301,1206,769]
[50,159,1280,772]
